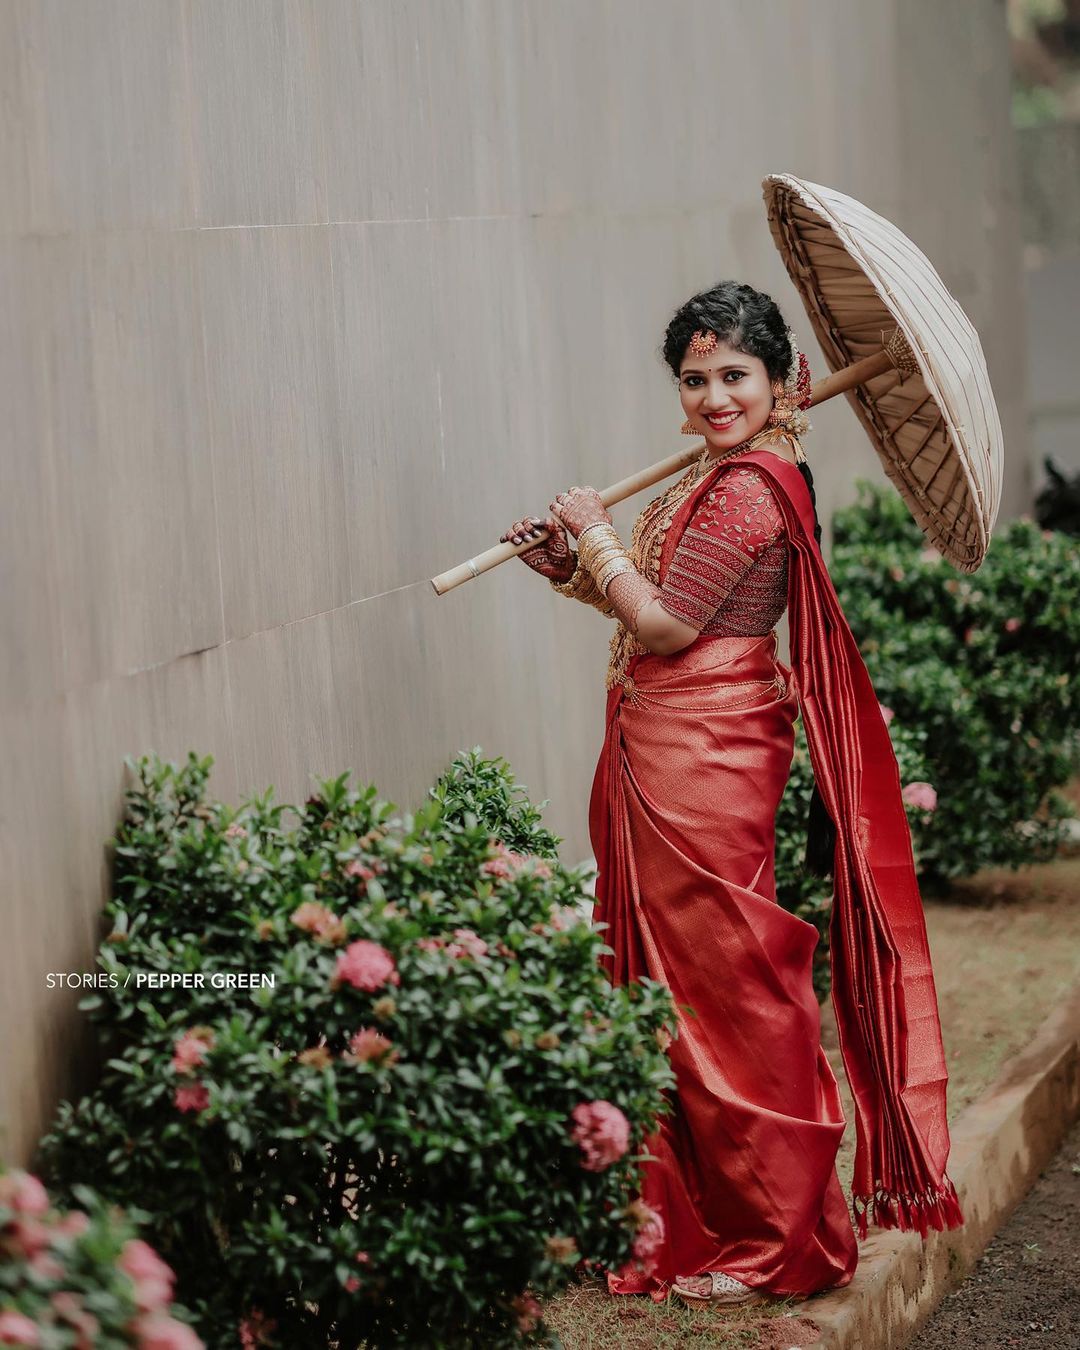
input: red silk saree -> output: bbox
[590,447,961,1299]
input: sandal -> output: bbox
[671,1270,762,1305]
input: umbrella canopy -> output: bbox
[762,173,1004,572]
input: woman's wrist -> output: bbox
[575,520,611,545]
[549,552,617,615]
[577,523,638,596]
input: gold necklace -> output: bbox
[697,425,777,477]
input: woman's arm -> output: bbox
[551,469,785,656]
[603,572,700,655]
[546,488,699,655]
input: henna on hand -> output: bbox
[606,569,664,635]
[549,486,612,540]
[500,515,574,583]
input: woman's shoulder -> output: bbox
[693,460,787,548]
[707,460,777,500]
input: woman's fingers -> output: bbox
[501,516,552,547]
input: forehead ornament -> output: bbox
[688,329,719,357]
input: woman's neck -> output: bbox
[704,426,799,467]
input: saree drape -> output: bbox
[590,447,960,1299]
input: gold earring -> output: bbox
[680,419,696,435]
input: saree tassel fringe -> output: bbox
[852,1177,964,1240]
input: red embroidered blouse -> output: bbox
[658,465,789,635]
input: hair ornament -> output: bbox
[767,329,813,439]
[688,329,719,357]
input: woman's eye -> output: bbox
[725,371,745,382]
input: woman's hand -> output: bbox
[549,486,612,540]
[499,515,575,583]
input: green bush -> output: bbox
[774,717,934,999]
[0,1168,202,1346]
[39,752,676,1349]
[829,482,1080,889]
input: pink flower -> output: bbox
[415,936,445,952]
[334,941,400,992]
[481,855,515,880]
[0,1171,49,1217]
[5,1218,48,1260]
[0,1311,40,1345]
[344,860,376,886]
[511,1293,542,1333]
[237,1309,275,1349]
[628,1202,665,1271]
[481,842,553,882]
[224,822,247,839]
[174,1082,210,1114]
[448,928,488,959]
[50,1293,99,1341]
[902,781,938,812]
[879,704,894,726]
[134,1316,204,1350]
[290,901,346,945]
[119,1239,176,1313]
[343,1276,361,1292]
[29,1251,64,1280]
[52,1209,90,1239]
[1004,616,1021,633]
[171,1030,213,1075]
[570,1100,630,1171]
[344,1027,398,1065]
[544,1234,579,1263]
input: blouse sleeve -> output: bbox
[658,466,785,631]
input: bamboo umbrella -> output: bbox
[432,174,1004,595]
[762,172,1002,573]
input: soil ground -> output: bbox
[542,854,1080,1349]
[911,1116,1080,1349]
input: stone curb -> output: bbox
[802,983,1080,1349]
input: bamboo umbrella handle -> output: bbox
[808,348,893,404]
[431,343,900,595]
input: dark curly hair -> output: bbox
[661,280,794,385]
[663,280,835,876]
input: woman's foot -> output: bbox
[671,1271,762,1304]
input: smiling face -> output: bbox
[678,337,775,455]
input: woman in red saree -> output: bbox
[500,281,961,1304]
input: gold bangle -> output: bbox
[576,522,639,598]
[576,521,610,544]
[577,524,626,573]
[549,554,616,614]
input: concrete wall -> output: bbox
[1,0,1028,1163]
[1017,121,1080,483]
